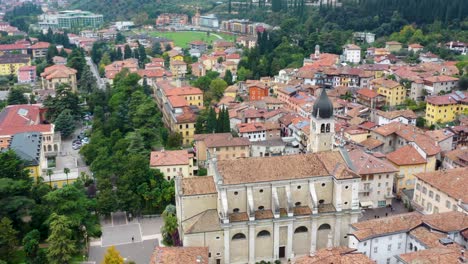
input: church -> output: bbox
[175,89,362,263]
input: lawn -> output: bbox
[148,31,236,48]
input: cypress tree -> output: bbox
[123,44,132,59]
[116,47,123,60]
[223,108,230,133]
[206,107,217,133]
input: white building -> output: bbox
[342,44,361,64]
[375,110,417,126]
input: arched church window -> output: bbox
[321,124,325,133]
[326,123,330,132]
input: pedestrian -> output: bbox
[132,236,134,242]
[385,212,388,217]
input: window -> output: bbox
[386,258,391,264]
[398,242,402,249]
[429,191,434,198]
[422,187,427,194]
[364,242,367,246]
[389,235,392,241]
[294,226,308,233]
[257,230,271,237]
[258,206,264,210]
[387,244,392,251]
[232,233,246,240]
[234,191,238,195]
[435,194,440,202]
[373,247,378,253]
[409,243,413,250]
[259,189,264,193]
[297,185,302,190]
[321,183,326,187]
[446,200,451,209]
[233,208,239,213]
[378,183,381,187]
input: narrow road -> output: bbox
[85,57,106,90]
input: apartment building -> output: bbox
[342,44,361,64]
[150,149,194,180]
[41,64,78,91]
[0,54,30,76]
[425,91,468,126]
[193,133,250,167]
[371,78,406,107]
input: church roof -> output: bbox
[312,89,333,119]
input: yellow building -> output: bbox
[150,149,194,180]
[169,60,187,78]
[193,133,251,167]
[7,132,46,181]
[0,54,30,76]
[44,170,80,188]
[385,41,402,52]
[412,168,468,214]
[41,64,78,92]
[371,78,406,106]
[224,85,238,98]
[386,145,432,197]
[167,50,184,63]
[425,91,468,126]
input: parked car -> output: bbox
[81,137,89,144]
[72,144,81,150]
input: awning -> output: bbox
[360,201,373,208]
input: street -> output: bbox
[85,57,106,90]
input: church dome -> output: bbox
[312,89,333,119]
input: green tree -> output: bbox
[23,229,40,263]
[0,217,18,261]
[46,45,59,65]
[63,168,70,185]
[166,133,182,148]
[209,78,228,101]
[237,67,252,82]
[124,45,132,59]
[206,107,217,133]
[224,69,233,85]
[416,116,426,128]
[115,33,126,44]
[459,75,468,91]
[151,43,162,56]
[43,85,81,121]
[67,49,86,79]
[223,107,230,132]
[79,66,97,93]
[102,246,124,264]
[116,47,123,61]
[161,205,179,246]
[46,214,75,264]
[126,131,145,154]
[46,169,53,187]
[7,88,27,105]
[54,109,76,138]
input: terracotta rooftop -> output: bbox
[0,104,51,136]
[164,86,203,96]
[294,247,375,264]
[371,78,400,89]
[150,150,190,167]
[29,41,50,49]
[377,109,417,120]
[426,91,468,105]
[408,227,445,249]
[237,122,266,133]
[424,75,459,83]
[167,95,188,108]
[180,176,216,196]
[386,145,426,166]
[350,212,423,241]
[360,138,384,150]
[150,246,209,264]
[216,152,358,185]
[414,168,468,202]
[425,129,454,143]
[41,64,77,80]
[349,149,398,175]
[443,147,468,167]
[356,88,378,99]
[421,211,468,233]
[396,247,462,264]
[194,133,250,148]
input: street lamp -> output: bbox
[81,225,88,260]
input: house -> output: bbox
[370,78,406,107]
[375,110,417,126]
[0,104,60,158]
[248,82,269,101]
[149,246,209,264]
[385,145,429,197]
[175,151,361,263]
[385,41,402,52]
[137,69,172,86]
[149,149,194,180]
[189,40,207,53]
[445,41,467,55]
[412,167,468,214]
[193,133,250,166]
[104,59,139,83]
[41,64,78,91]
[167,50,184,63]
[170,60,187,78]
[425,129,454,152]
[348,149,398,208]
[237,122,267,142]
[442,147,468,169]
[425,91,468,126]
[355,88,385,109]
[419,52,440,63]
[17,65,36,84]
[7,132,46,180]
[29,41,50,59]
[250,139,299,157]
[213,40,234,52]
[408,43,424,53]
[422,75,459,96]
[0,54,31,76]
[342,44,361,64]
[0,43,29,55]
[52,56,67,65]
[155,13,189,27]
[236,36,257,49]
[348,211,468,264]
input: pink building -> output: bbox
[17,65,36,84]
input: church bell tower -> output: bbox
[308,88,335,153]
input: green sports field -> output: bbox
[148,31,236,48]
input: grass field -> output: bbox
[147,31,236,48]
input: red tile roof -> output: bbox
[0,104,51,136]
[150,149,191,166]
[349,149,398,175]
[29,41,50,49]
[0,43,28,51]
[40,64,77,80]
[386,145,426,166]
[357,88,378,98]
[414,168,468,202]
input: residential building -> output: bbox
[7,132,46,180]
[155,13,189,27]
[425,91,468,126]
[199,14,219,28]
[189,41,207,53]
[0,54,30,76]
[385,145,429,197]
[408,43,424,53]
[175,151,362,264]
[17,65,36,84]
[248,82,269,101]
[353,32,375,44]
[445,41,467,55]
[104,59,139,83]
[41,64,78,91]
[342,44,361,64]
[0,43,29,55]
[442,147,468,169]
[150,149,194,180]
[348,149,398,208]
[193,133,250,167]
[250,139,300,157]
[375,110,417,126]
[356,88,385,109]
[29,42,50,59]
[38,10,104,30]
[149,246,209,264]
[170,60,188,78]
[385,41,402,52]
[412,168,468,214]
[237,122,268,142]
[425,129,454,152]
[0,104,60,157]
[162,85,204,108]
[423,75,459,96]
[308,89,335,153]
[348,211,468,264]
[236,36,257,49]
[371,78,406,107]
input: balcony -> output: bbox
[385,193,395,199]
[359,187,373,193]
[396,174,405,179]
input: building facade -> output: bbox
[150,150,194,180]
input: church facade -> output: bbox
[175,89,361,263]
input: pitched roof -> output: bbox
[421,211,468,232]
[29,41,50,49]
[377,109,417,120]
[348,149,398,174]
[150,247,209,264]
[386,145,426,166]
[8,132,42,166]
[216,152,358,185]
[294,247,375,264]
[360,138,384,150]
[371,78,400,89]
[408,227,445,249]
[0,104,51,136]
[150,150,190,166]
[350,213,423,241]
[424,75,459,83]
[40,64,77,80]
[356,88,378,98]
[164,86,203,96]
[396,247,461,264]
[426,91,468,105]
[0,53,30,64]
[414,168,468,202]
[180,176,216,196]
[193,133,250,148]
[182,209,221,235]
